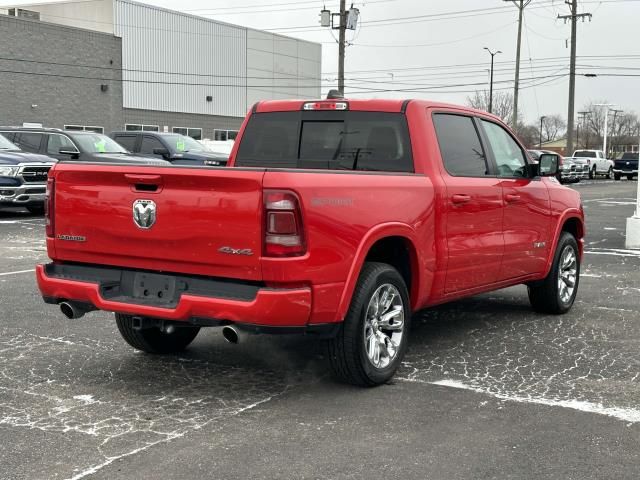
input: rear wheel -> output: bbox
[628,175,635,181]
[325,262,411,387]
[528,232,580,314]
[26,205,45,215]
[115,314,200,353]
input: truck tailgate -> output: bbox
[51,164,265,281]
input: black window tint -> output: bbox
[1,131,16,142]
[140,136,166,155]
[15,132,43,153]
[114,135,137,152]
[299,121,344,165]
[236,111,413,172]
[235,113,299,168]
[433,114,488,176]
[574,150,596,158]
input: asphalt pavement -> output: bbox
[1,179,639,480]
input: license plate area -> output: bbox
[132,273,176,303]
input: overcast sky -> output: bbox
[9,0,640,125]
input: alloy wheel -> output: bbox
[363,283,405,369]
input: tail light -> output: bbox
[263,190,305,257]
[45,177,55,238]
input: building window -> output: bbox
[64,125,104,134]
[172,127,202,140]
[214,129,239,141]
[126,124,159,132]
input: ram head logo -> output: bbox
[133,199,157,229]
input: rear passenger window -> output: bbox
[433,114,489,177]
[15,133,43,153]
[47,134,76,154]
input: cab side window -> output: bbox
[480,120,527,178]
[433,113,489,177]
[140,136,166,156]
[47,134,77,155]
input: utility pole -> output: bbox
[577,110,590,148]
[338,0,346,94]
[504,0,530,129]
[610,108,624,156]
[559,1,592,156]
[320,2,359,96]
[484,47,502,114]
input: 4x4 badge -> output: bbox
[133,199,156,229]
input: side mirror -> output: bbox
[538,153,559,177]
[59,147,79,158]
[153,147,171,159]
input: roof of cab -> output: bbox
[253,98,500,120]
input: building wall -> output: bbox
[0,14,124,133]
[5,0,114,33]
[114,0,248,118]
[123,108,243,139]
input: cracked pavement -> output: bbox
[1,180,639,479]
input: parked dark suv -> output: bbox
[0,127,169,165]
[109,131,228,166]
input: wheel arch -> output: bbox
[336,224,422,321]
[543,211,585,277]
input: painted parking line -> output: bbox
[0,269,36,276]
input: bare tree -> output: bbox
[582,100,608,145]
[467,90,515,124]
[541,114,566,142]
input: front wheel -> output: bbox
[325,262,411,387]
[628,175,635,181]
[614,173,621,181]
[528,232,580,314]
[607,167,613,179]
[115,314,200,353]
[589,166,596,179]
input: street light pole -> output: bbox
[539,116,546,147]
[595,103,616,158]
[484,48,501,114]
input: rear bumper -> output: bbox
[36,263,312,327]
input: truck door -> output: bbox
[432,113,505,293]
[478,119,551,280]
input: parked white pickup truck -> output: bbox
[572,150,614,179]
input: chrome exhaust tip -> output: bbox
[60,301,86,319]
[222,325,246,344]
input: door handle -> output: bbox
[505,194,521,203]
[451,194,471,204]
[124,174,162,184]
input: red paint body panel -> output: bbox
[38,98,584,329]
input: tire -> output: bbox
[607,167,613,179]
[614,173,621,181]
[589,166,596,179]
[528,232,580,314]
[325,262,411,387]
[628,175,634,181]
[26,205,45,215]
[115,313,200,353]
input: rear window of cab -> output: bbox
[235,111,413,172]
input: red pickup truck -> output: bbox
[37,98,584,386]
